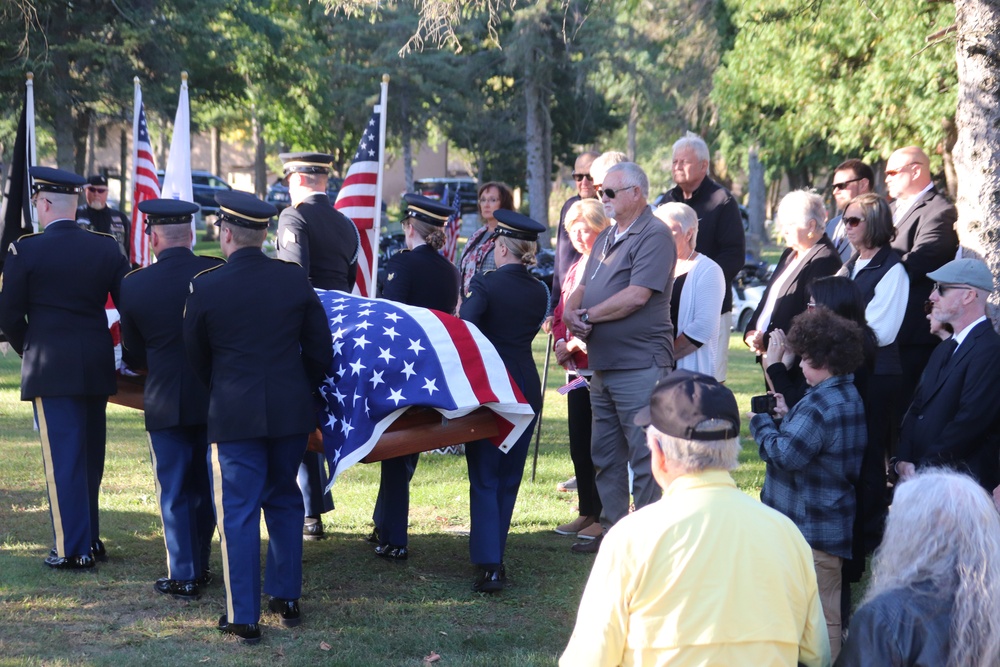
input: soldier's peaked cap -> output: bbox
[279,152,335,175]
[139,199,200,233]
[30,166,86,195]
[214,191,276,229]
[402,193,452,227]
[492,209,545,241]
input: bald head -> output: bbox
[885,146,932,200]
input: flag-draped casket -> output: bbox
[313,290,535,487]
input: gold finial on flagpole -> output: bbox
[382,73,390,84]
[26,72,33,81]
[181,71,188,82]
[134,76,140,84]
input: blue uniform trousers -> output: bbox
[208,435,307,625]
[33,395,107,558]
[148,426,214,581]
[465,418,535,568]
[373,453,419,546]
[297,450,334,517]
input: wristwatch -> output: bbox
[581,311,590,324]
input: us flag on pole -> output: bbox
[334,111,381,297]
[442,188,462,263]
[130,84,160,267]
[314,290,535,484]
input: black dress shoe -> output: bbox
[218,615,261,644]
[91,539,108,562]
[365,527,381,544]
[44,553,96,570]
[571,534,603,554]
[374,544,408,561]
[266,597,302,628]
[303,518,325,541]
[472,568,504,593]
[154,578,200,601]
[197,568,214,587]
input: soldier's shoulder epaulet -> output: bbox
[14,231,43,244]
[197,254,226,266]
[275,257,304,268]
[482,269,496,275]
[85,229,117,240]
[192,263,225,280]
[123,266,145,280]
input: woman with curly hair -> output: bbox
[837,469,1000,666]
[750,307,867,661]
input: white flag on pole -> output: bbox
[161,72,195,242]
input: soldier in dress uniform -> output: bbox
[76,174,131,260]
[0,166,130,570]
[459,209,549,592]
[275,151,359,541]
[183,191,332,644]
[369,194,461,560]
[118,199,224,600]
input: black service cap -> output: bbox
[402,193,452,227]
[492,209,545,241]
[214,191,276,229]
[30,166,86,195]
[279,152,335,175]
[138,199,200,233]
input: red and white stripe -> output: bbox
[130,82,159,267]
[335,160,378,296]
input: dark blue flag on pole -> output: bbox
[0,83,34,271]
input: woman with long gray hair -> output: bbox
[836,469,1000,666]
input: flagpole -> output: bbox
[131,77,141,219]
[25,73,37,232]
[370,74,389,293]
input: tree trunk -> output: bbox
[211,126,221,178]
[85,113,97,177]
[746,144,766,261]
[401,95,414,193]
[51,52,75,170]
[252,104,266,198]
[953,0,1000,325]
[627,95,639,162]
[941,116,958,200]
[525,73,551,244]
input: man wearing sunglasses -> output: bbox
[893,258,1000,492]
[76,174,131,260]
[546,151,601,332]
[825,159,874,262]
[657,134,745,383]
[884,146,958,409]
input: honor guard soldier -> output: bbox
[459,209,549,592]
[275,151,359,541]
[0,166,130,570]
[76,174,131,260]
[183,191,332,644]
[370,194,461,560]
[118,199,224,600]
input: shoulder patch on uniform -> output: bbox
[281,228,297,248]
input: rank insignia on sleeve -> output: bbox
[465,290,472,298]
[7,243,16,256]
[387,273,395,281]
[281,229,296,248]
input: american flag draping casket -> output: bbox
[314,290,535,486]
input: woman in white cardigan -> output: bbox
[654,203,726,375]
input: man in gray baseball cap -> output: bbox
[561,370,829,666]
[894,257,1000,490]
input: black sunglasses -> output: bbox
[843,216,864,228]
[831,177,863,192]
[572,173,593,182]
[599,185,636,200]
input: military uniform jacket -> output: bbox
[0,219,130,399]
[76,204,131,260]
[380,244,461,313]
[460,263,548,410]
[182,247,333,443]
[276,193,359,291]
[118,247,225,431]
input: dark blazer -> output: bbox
[890,188,958,347]
[745,235,842,341]
[460,263,548,410]
[118,247,225,431]
[379,244,460,314]
[0,219,130,398]
[276,192,359,291]
[182,247,332,442]
[897,319,1000,490]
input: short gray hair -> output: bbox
[222,221,267,249]
[777,189,827,231]
[605,162,649,199]
[647,425,740,473]
[653,202,699,249]
[590,151,628,186]
[672,132,710,163]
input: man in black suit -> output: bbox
[118,199,224,600]
[76,174,131,260]
[0,167,130,570]
[658,133,745,381]
[276,151,359,540]
[184,191,332,643]
[885,146,959,402]
[894,258,1000,491]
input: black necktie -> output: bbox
[933,338,959,385]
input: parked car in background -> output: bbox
[156,170,232,219]
[731,260,771,332]
[266,176,343,213]
[413,177,479,214]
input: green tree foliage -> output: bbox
[713,0,957,186]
